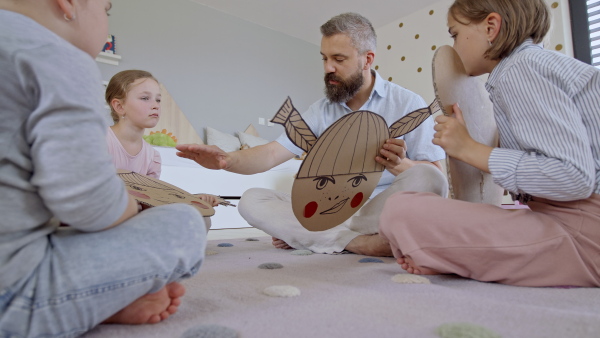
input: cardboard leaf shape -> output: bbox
[432,45,503,205]
[271,97,317,152]
[389,101,440,138]
[117,170,215,216]
[271,98,437,231]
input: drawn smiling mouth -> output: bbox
[320,198,349,215]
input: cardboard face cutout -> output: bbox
[117,170,215,216]
[432,45,503,205]
[271,97,439,231]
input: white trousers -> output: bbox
[238,164,448,253]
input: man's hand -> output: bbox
[375,138,414,176]
[176,144,230,170]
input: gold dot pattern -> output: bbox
[374,0,566,100]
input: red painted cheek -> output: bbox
[351,192,363,208]
[128,190,149,199]
[304,201,318,218]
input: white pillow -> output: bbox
[206,127,241,152]
[237,131,269,148]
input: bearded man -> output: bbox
[176,13,447,256]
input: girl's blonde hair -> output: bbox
[105,70,158,123]
[449,0,551,60]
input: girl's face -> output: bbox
[447,13,492,76]
[120,78,161,129]
[71,0,113,57]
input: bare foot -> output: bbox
[344,234,393,257]
[103,282,186,325]
[272,237,293,250]
[397,256,440,275]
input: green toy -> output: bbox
[143,132,177,147]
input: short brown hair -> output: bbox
[449,0,551,60]
[105,70,158,123]
[320,13,377,54]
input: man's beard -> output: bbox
[324,67,364,103]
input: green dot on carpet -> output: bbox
[263,285,301,297]
[291,250,313,256]
[258,262,283,269]
[245,238,259,241]
[217,243,233,247]
[436,322,501,338]
[180,324,238,338]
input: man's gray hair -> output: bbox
[320,12,377,54]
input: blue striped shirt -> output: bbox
[486,39,600,201]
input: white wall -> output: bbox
[98,0,574,142]
[97,0,324,141]
[374,0,573,103]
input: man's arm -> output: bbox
[176,141,295,175]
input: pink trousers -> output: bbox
[379,192,600,287]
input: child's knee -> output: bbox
[149,204,206,245]
[379,191,423,233]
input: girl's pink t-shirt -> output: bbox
[106,127,161,178]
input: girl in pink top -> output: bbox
[105,70,162,178]
[105,70,219,209]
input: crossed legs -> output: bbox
[243,164,448,256]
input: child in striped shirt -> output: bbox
[379,0,600,287]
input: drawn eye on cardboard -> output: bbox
[271,97,439,231]
[117,170,215,216]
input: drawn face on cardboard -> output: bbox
[292,172,381,231]
[271,97,436,232]
[290,111,388,231]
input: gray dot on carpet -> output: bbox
[180,324,238,338]
[217,243,234,247]
[359,257,384,263]
[436,322,501,338]
[263,285,301,297]
[258,262,283,269]
[291,249,313,256]
[245,238,259,241]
